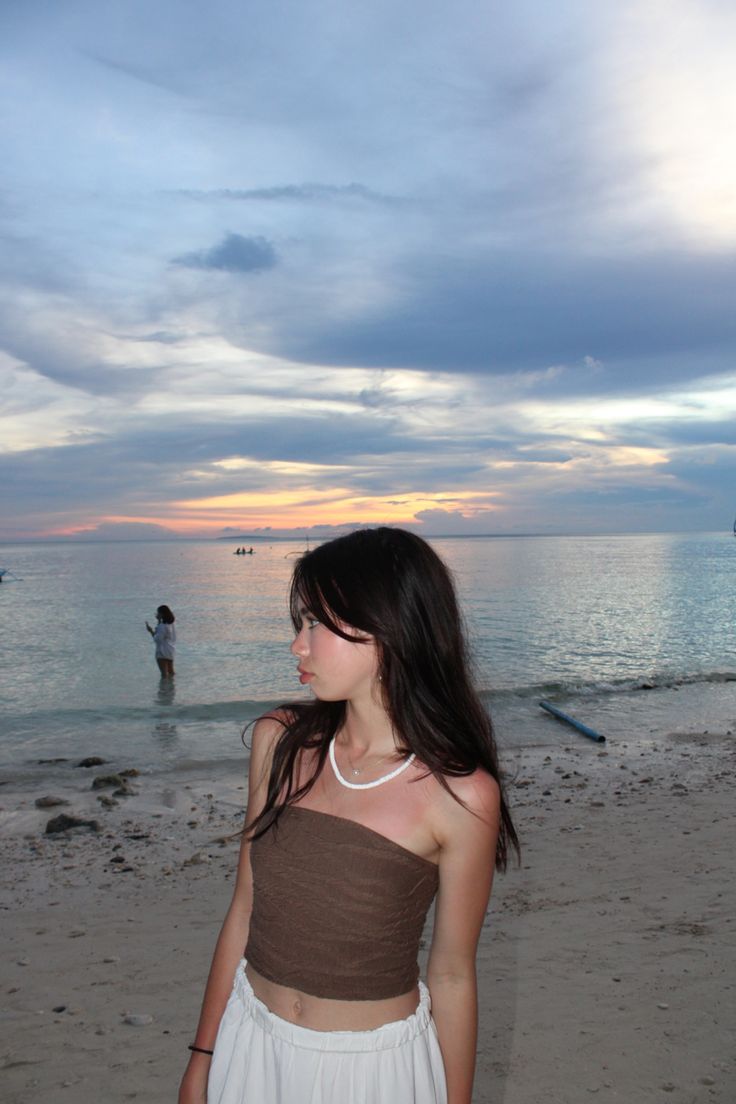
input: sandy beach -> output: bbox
[1,705,734,1104]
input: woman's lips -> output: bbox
[297,668,314,684]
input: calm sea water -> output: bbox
[1,533,735,781]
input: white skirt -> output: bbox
[208,961,448,1104]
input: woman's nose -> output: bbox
[291,627,308,656]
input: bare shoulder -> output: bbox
[251,709,290,751]
[248,710,290,795]
[430,767,501,849]
[446,768,500,820]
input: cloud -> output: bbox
[269,248,736,384]
[3,0,736,537]
[175,183,403,206]
[173,233,277,274]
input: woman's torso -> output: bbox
[153,622,175,657]
[246,749,444,1031]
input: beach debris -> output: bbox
[92,773,125,789]
[76,756,107,768]
[34,795,70,809]
[113,782,137,797]
[539,701,606,743]
[123,1013,154,1026]
[183,850,209,866]
[45,813,100,835]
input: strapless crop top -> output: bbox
[245,806,439,1000]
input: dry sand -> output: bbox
[1,715,734,1104]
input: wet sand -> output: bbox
[1,709,734,1103]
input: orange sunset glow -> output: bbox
[167,488,503,533]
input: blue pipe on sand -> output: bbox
[539,700,606,743]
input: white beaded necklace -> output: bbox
[328,737,416,791]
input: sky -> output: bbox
[1,0,735,541]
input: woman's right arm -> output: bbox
[177,715,283,1104]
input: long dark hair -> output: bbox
[157,605,175,624]
[247,527,519,869]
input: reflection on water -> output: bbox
[156,680,176,707]
[154,679,177,743]
[153,721,178,744]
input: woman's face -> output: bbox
[290,606,379,703]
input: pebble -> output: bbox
[123,1013,154,1026]
[35,796,70,809]
[657,1002,669,1010]
[76,756,107,768]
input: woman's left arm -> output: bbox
[427,771,501,1104]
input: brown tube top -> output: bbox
[245,806,439,1000]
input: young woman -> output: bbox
[145,604,176,678]
[179,528,518,1104]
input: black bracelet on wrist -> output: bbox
[188,1044,214,1056]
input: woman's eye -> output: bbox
[306,617,320,630]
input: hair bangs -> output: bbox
[289,558,364,642]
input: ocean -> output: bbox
[1,532,735,786]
